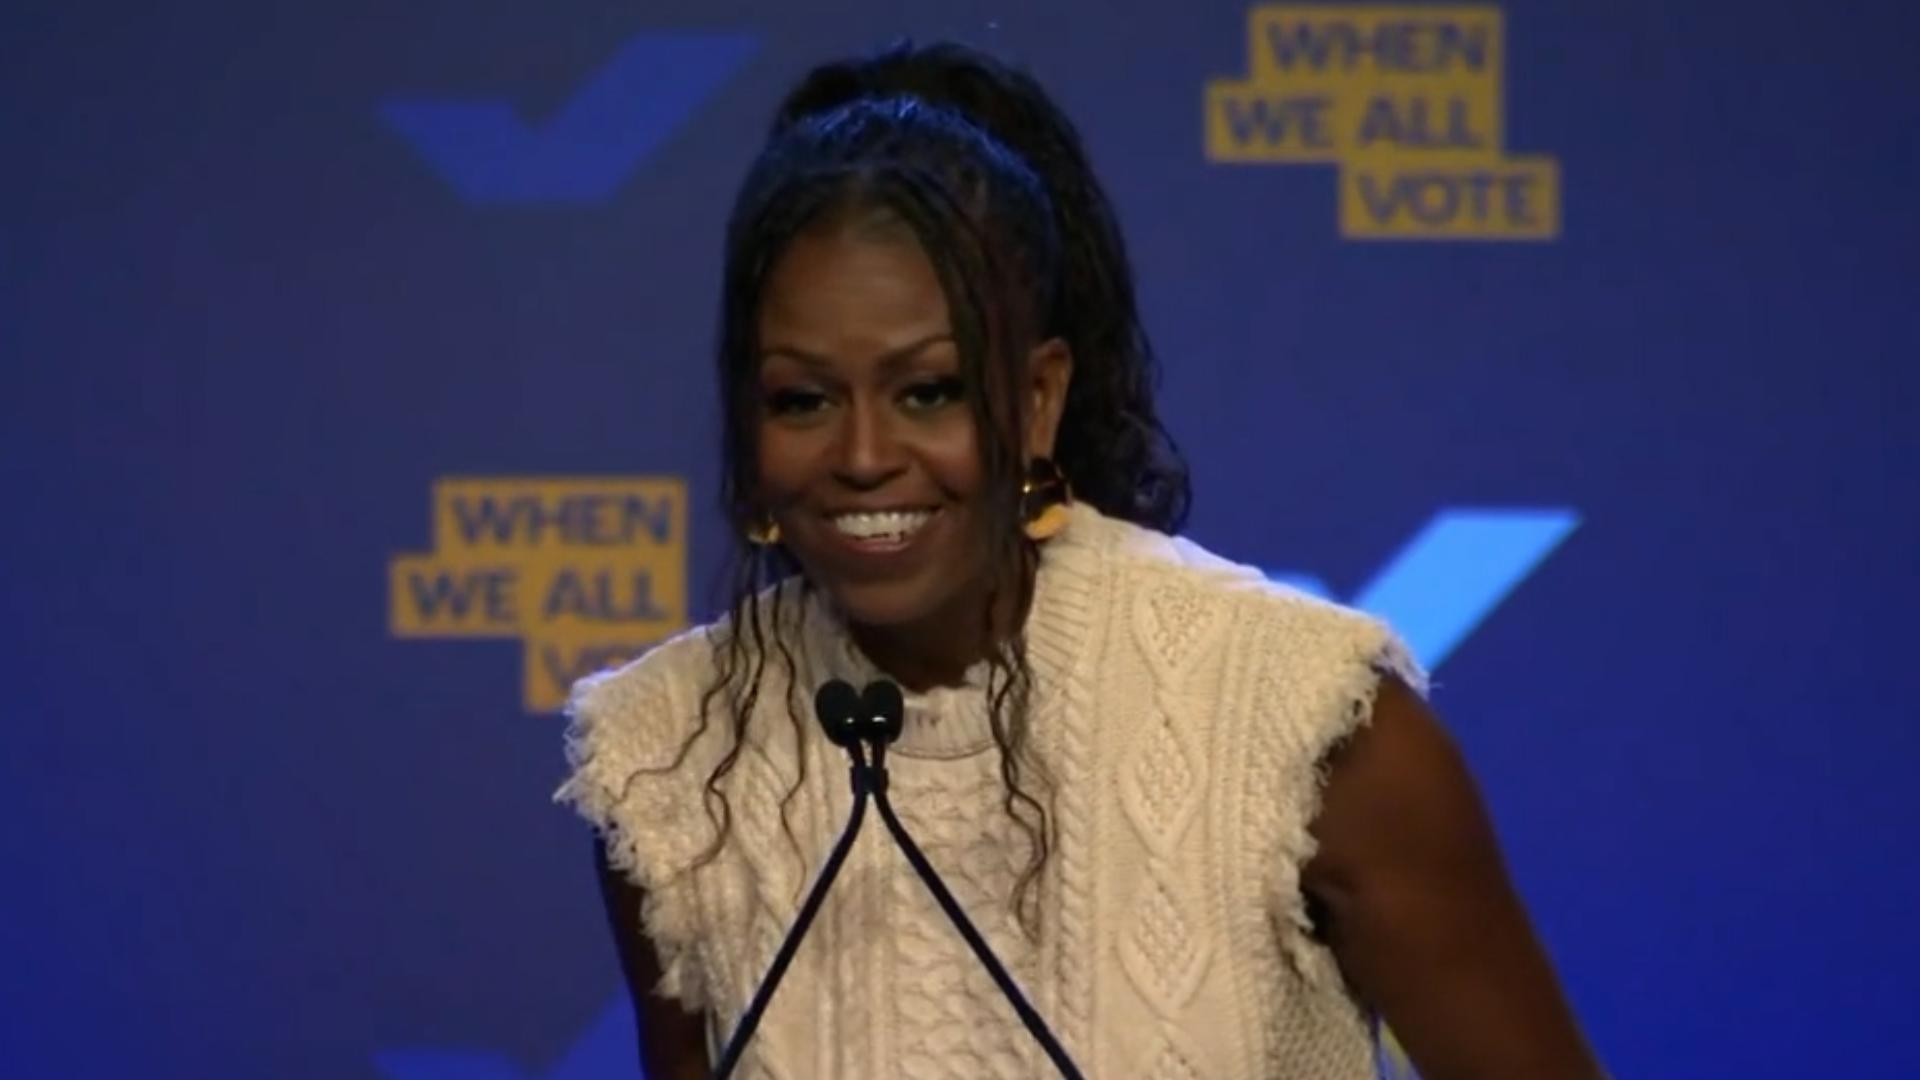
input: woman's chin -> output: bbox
[825,581,944,630]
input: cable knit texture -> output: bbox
[556,504,1426,1078]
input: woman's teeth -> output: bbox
[831,510,934,542]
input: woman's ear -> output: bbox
[1023,337,1074,460]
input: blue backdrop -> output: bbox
[5,2,1916,1077]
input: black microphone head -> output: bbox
[860,680,906,745]
[813,679,862,748]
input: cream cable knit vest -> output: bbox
[557,504,1425,1079]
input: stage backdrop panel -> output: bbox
[3,1,1915,1077]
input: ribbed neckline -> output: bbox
[801,502,1110,759]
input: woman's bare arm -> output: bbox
[592,836,710,1080]
[1305,676,1605,1080]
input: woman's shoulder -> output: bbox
[567,622,719,730]
[567,576,807,726]
[555,625,716,817]
[1072,506,1427,692]
[553,611,750,849]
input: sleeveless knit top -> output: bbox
[556,503,1426,1079]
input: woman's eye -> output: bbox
[764,388,829,416]
[900,377,966,411]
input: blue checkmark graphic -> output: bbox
[381,32,759,204]
[1269,508,1580,669]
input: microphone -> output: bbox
[853,679,904,775]
[857,679,1086,1080]
[709,679,874,1080]
[815,677,864,748]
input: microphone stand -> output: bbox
[708,685,874,1080]
[708,680,1086,1080]
[860,693,1087,1080]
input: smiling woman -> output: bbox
[754,221,988,620]
[753,210,1072,672]
[555,40,1603,1080]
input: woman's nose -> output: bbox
[832,396,907,489]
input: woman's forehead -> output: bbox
[757,224,952,347]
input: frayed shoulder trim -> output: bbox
[551,629,720,1009]
[1239,591,1428,995]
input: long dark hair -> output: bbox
[691,44,1189,932]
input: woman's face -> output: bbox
[752,216,1069,634]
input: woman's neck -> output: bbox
[844,563,1035,692]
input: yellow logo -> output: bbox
[389,476,687,712]
[1207,5,1560,239]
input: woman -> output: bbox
[558,42,1602,1080]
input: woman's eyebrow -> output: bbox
[759,333,956,374]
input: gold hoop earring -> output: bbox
[1020,458,1072,541]
[745,515,781,546]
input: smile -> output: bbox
[829,508,938,545]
